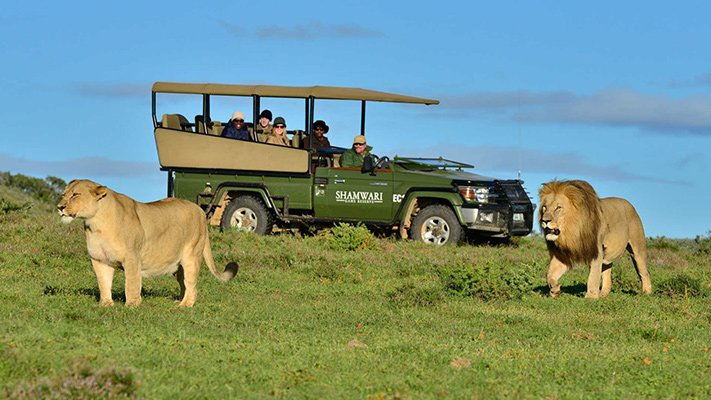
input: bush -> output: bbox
[7,362,139,399]
[694,231,711,255]
[656,274,707,299]
[388,279,445,307]
[441,260,538,301]
[327,223,376,251]
[648,236,680,252]
[0,198,31,214]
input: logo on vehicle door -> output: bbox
[335,190,383,204]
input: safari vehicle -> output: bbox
[151,82,534,245]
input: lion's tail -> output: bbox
[203,236,238,282]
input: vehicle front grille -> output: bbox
[499,182,530,202]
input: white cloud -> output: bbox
[73,83,149,98]
[0,153,154,178]
[438,88,711,135]
[669,72,711,88]
[394,145,686,185]
[221,21,383,40]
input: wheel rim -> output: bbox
[421,216,450,245]
[229,207,258,232]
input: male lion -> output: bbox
[57,179,238,307]
[538,180,651,298]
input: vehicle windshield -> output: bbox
[393,157,473,171]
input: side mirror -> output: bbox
[375,156,390,170]
[361,156,375,174]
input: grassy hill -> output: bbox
[0,172,65,214]
[1,173,709,398]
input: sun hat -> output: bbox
[313,120,329,133]
[353,135,366,144]
[273,116,286,127]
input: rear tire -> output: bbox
[220,195,273,235]
[410,205,462,245]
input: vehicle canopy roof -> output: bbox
[151,82,439,105]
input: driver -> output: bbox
[340,135,377,168]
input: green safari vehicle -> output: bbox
[151,82,535,245]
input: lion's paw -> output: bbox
[125,299,142,307]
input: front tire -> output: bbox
[220,195,273,235]
[410,205,462,245]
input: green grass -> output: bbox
[1,205,709,399]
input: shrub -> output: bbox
[694,231,711,256]
[7,362,139,399]
[388,279,445,307]
[656,274,707,299]
[648,236,680,252]
[1,198,31,214]
[327,223,376,251]
[441,260,538,301]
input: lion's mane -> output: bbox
[538,180,603,266]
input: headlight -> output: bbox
[458,186,489,203]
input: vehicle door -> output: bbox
[313,166,394,221]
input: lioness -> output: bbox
[538,179,652,298]
[57,179,237,307]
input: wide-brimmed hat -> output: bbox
[273,116,286,127]
[231,111,245,121]
[259,109,273,121]
[313,120,329,133]
[353,135,366,144]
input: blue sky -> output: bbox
[1,1,709,238]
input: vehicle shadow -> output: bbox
[465,236,514,246]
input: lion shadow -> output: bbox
[43,285,180,303]
[532,283,646,297]
[532,283,588,297]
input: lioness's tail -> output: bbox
[203,236,238,282]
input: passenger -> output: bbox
[305,119,331,150]
[255,109,273,135]
[266,116,290,146]
[340,135,377,168]
[221,111,250,140]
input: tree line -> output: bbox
[0,172,66,204]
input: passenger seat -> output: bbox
[290,130,303,148]
[161,114,193,131]
[209,121,223,136]
[195,115,207,134]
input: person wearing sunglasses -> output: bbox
[340,134,377,168]
[221,111,250,140]
[266,116,290,146]
[305,119,331,150]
